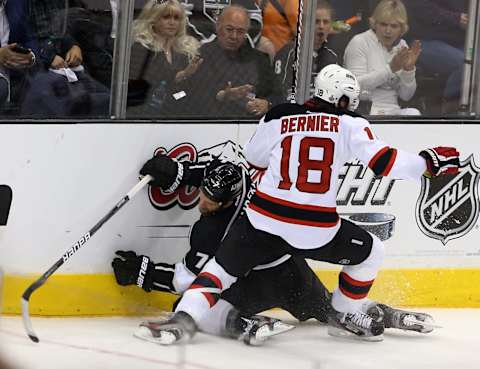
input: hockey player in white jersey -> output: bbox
[140,64,460,343]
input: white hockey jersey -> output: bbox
[244,101,427,249]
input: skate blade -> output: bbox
[402,316,442,333]
[133,325,178,345]
[270,322,296,336]
[328,326,384,342]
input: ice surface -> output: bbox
[0,309,479,369]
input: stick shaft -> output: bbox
[21,175,152,342]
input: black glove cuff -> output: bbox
[163,160,184,193]
[136,255,152,291]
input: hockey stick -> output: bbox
[21,175,153,343]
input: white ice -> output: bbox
[0,309,479,369]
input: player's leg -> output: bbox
[300,219,385,340]
[150,215,290,344]
[266,256,331,323]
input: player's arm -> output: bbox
[347,117,459,180]
[139,154,212,191]
[243,117,273,170]
[111,250,178,293]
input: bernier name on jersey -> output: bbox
[281,114,340,134]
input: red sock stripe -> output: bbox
[198,272,223,290]
[340,272,374,287]
[338,272,374,300]
[339,285,369,300]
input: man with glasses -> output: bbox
[184,5,278,118]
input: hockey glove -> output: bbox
[139,154,187,192]
[111,250,154,292]
[419,147,460,178]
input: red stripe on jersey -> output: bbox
[202,292,217,307]
[249,203,339,228]
[255,189,337,212]
[368,146,390,170]
[247,161,267,171]
[198,272,223,289]
[340,272,374,287]
[382,148,397,176]
[339,285,369,300]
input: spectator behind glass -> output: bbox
[344,0,421,116]
[259,0,299,53]
[21,0,109,117]
[402,0,467,113]
[185,5,278,118]
[127,0,202,117]
[0,0,37,113]
[274,0,337,102]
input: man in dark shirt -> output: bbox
[403,0,468,110]
[274,0,337,102]
[184,5,278,118]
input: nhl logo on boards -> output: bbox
[415,155,480,245]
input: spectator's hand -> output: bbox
[389,47,408,73]
[51,55,67,69]
[0,44,33,69]
[403,40,422,71]
[65,45,83,67]
[222,82,254,101]
[460,13,469,30]
[175,56,203,82]
[246,98,269,116]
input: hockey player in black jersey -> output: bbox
[113,155,436,345]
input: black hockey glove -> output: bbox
[139,154,188,192]
[111,250,154,292]
[419,147,460,178]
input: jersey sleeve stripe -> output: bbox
[368,146,397,176]
[368,146,389,170]
[382,148,397,176]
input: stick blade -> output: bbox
[21,297,39,343]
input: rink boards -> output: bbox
[0,122,479,314]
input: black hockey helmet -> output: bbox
[200,163,243,204]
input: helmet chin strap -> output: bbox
[338,96,350,109]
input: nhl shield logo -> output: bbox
[415,155,480,244]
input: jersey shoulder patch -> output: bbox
[264,103,307,122]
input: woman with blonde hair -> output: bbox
[128,0,203,116]
[344,0,422,116]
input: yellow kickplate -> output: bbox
[2,269,480,316]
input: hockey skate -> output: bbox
[327,307,384,341]
[227,312,295,346]
[367,303,438,334]
[134,311,197,345]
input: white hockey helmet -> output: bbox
[314,64,360,111]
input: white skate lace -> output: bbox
[349,312,373,329]
[402,314,418,326]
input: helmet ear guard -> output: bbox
[314,64,360,111]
